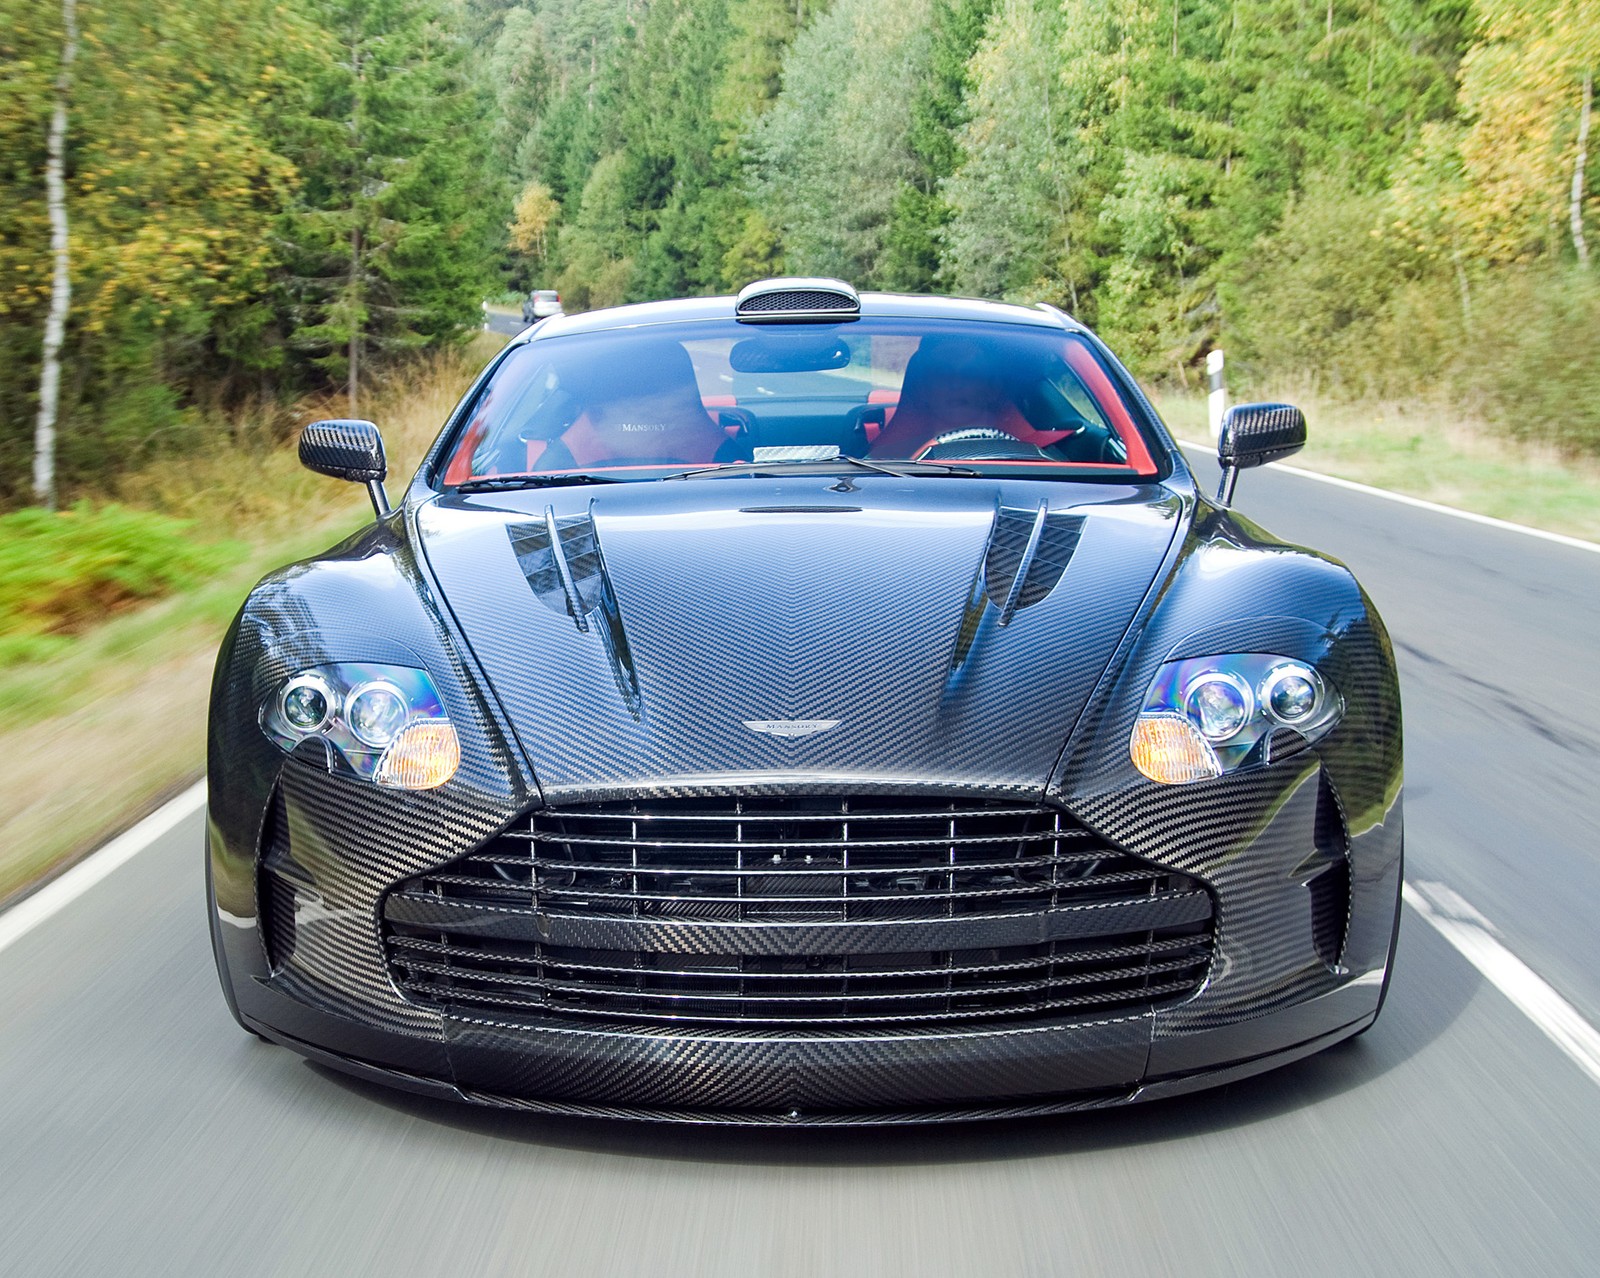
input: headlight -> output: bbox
[346,680,409,748]
[261,662,459,790]
[1131,653,1341,784]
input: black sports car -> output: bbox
[207,278,1402,1124]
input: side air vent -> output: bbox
[258,787,298,972]
[736,277,861,323]
[1308,774,1352,967]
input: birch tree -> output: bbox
[32,0,76,510]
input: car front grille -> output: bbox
[382,796,1214,1029]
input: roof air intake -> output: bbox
[735,277,861,323]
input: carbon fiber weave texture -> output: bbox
[1049,505,1402,1045]
[1218,403,1307,470]
[418,477,1178,802]
[211,420,1399,1114]
[209,519,532,1037]
[298,419,387,482]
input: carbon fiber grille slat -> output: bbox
[383,796,1214,1028]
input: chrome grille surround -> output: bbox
[382,797,1215,1029]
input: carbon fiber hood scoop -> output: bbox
[417,480,1182,799]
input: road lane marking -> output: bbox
[0,780,207,959]
[1405,879,1600,1087]
[1176,439,1600,556]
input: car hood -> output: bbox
[416,478,1183,801]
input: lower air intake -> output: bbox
[383,796,1215,1029]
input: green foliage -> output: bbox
[3,0,1598,504]
[941,0,1074,303]
[748,0,935,281]
[880,0,996,291]
[0,0,499,506]
[0,502,244,666]
[278,0,498,391]
[1224,176,1455,396]
[0,0,314,500]
[1459,266,1600,453]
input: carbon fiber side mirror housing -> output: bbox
[1216,403,1307,505]
[300,419,390,516]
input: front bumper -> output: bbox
[209,749,1402,1123]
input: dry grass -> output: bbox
[1151,386,1600,544]
[0,334,506,905]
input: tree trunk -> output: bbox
[349,224,362,418]
[1572,71,1592,268]
[348,34,362,418]
[33,0,78,511]
[1451,248,1473,328]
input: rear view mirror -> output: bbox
[300,419,391,517]
[1216,403,1306,505]
[730,335,851,374]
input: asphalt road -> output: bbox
[4,451,1600,1276]
[486,308,532,336]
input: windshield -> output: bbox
[440,317,1163,484]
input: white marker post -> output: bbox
[1206,348,1226,440]
[481,301,490,333]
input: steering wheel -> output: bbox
[911,428,1049,462]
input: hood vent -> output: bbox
[984,502,1085,624]
[507,507,642,718]
[735,277,860,323]
[945,502,1086,689]
[509,508,604,628]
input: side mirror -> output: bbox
[299,419,390,517]
[1216,403,1306,505]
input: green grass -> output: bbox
[0,522,347,729]
[1151,389,1600,544]
[0,502,247,669]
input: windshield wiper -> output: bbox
[664,455,981,481]
[453,473,623,493]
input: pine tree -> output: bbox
[748,0,935,283]
[881,0,995,292]
[282,0,497,414]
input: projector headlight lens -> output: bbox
[1263,663,1321,724]
[1132,652,1341,784]
[1184,672,1252,742]
[261,662,458,789]
[280,675,334,733]
[346,681,408,748]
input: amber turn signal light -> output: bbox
[1130,713,1222,785]
[375,720,461,790]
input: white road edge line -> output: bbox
[1404,880,1600,1088]
[0,779,207,959]
[1175,439,1600,555]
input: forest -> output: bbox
[2,0,1598,508]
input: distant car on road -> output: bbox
[208,277,1403,1123]
[521,289,562,323]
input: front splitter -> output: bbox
[243,1012,1373,1126]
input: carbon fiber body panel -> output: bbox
[208,293,1401,1121]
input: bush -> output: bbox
[1223,178,1454,398]
[1459,267,1600,456]
[0,503,245,667]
